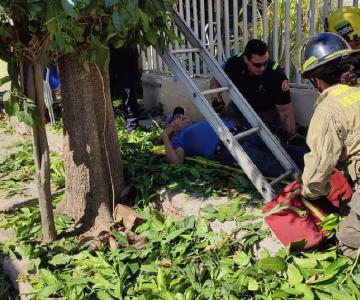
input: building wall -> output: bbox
[142,72,319,127]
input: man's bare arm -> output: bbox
[210,78,222,101]
[162,123,185,164]
[275,102,296,135]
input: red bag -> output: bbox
[263,170,352,250]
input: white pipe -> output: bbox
[233,0,239,54]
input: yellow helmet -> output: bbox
[328,6,360,43]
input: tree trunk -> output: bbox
[26,62,56,243]
[58,53,124,232]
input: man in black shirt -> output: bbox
[210,39,296,136]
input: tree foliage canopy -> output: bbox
[0,0,176,123]
[0,0,176,94]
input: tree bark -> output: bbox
[27,62,56,243]
[58,53,124,232]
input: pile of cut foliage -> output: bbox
[0,118,360,299]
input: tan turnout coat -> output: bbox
[302,84,360,197]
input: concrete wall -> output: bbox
[142,72,319,127]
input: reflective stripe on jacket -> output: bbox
[302,84,360,197]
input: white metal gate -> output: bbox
[142,0,359,83]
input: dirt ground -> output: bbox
[0,127,25,162]
[0,124,63,202]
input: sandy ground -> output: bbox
[0,124,63,202]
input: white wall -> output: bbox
[142,72,318,127]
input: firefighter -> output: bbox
[300,32,360,258]
[328,6,360,50]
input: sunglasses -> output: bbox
[249,59,269,68]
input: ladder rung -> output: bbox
[202,87,229,96]
[234,127,261,140]
[171,48,200,54]
[269,169,294,186]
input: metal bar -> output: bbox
[296,0,302,84]
[270,169,294,186]
[146,47,153,70]
[354,0,359,7]
[208,0,215,56]
[151,47,158,70]
[243,0,248,47]
[224,0,231,58]
[310,0,315,35]
[252,0,257,39]
[233,0,239,54]
[156,53,163,71]
[141,50,148,71]
[193,0,201,74]
[202,86,229,95]
[216,0,223,62]
[273,0,278,62]
[234,127,261,140]
[185,0,194,74]
[178,0,186,69]
[171,48,200,54]
[262,0,268,43]
[337,0,343,8]
[323,0,329,31]
[200,0,206,73]
[285,0,290,77]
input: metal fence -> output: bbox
[141,0,359,83]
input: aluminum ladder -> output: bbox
[159,8,300,201]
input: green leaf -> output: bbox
[16,110,34,126]
[157,268,166,291]
[111,231,129,245]
[0,75,10,87]
[297,284,314,300]
[97,290,115,300]
[37,283,62,298]
[352,273,360,285]
[145,29,158,45]
[113,37,125,48]
[257,256,286,273]
[39,269,59,285]
[105,0,119,7]
[196,217,209,234]
[293,257,318,269]
[330,288,354,300]
[314,290,335,300]
[163,228,187,243]
[140,10,149,33]
[112,10,124,31]
[247,277,259,291]
[190,168,200,179]
[3,92,19,116]
[61,0,78,18]
[287,263,303,284]
[321,213,341,231]
[233,251,250,267]
[49,253,71,266]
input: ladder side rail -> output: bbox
[171,9,300,176]
[160,47,276,201]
